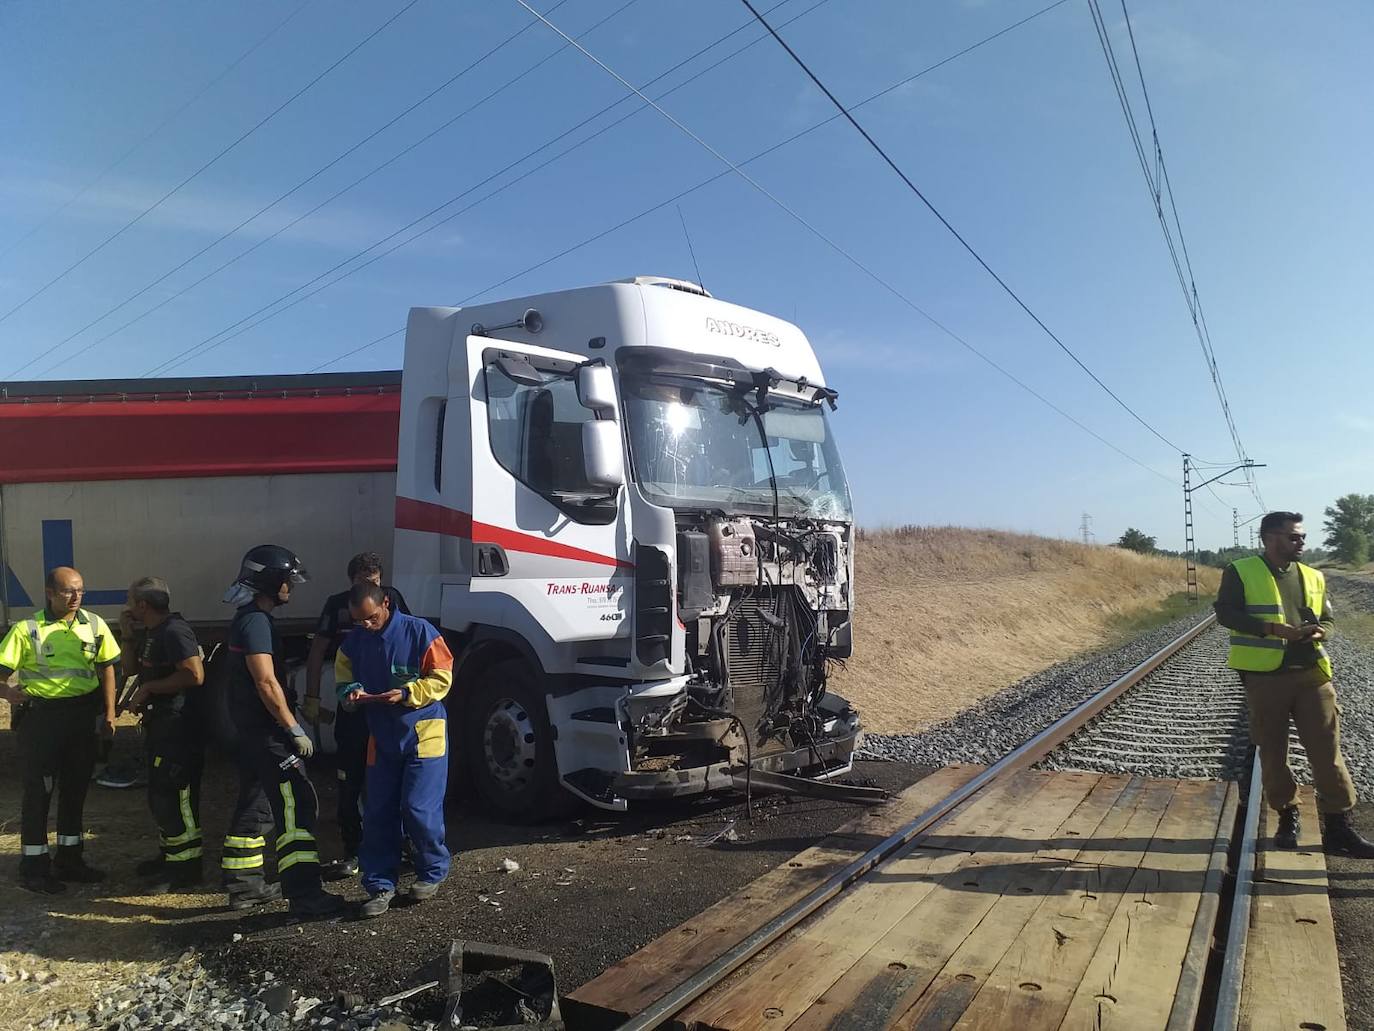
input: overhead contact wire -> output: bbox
[0,0,312,264]
[29,0,591,379]
[736,0,1186,457]
[320,0,1173,485]
[0,0,425,340]
[142,0,827,377]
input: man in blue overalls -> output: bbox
[334,582,454,918]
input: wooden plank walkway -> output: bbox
[1238,785,1347,1031]
[567,768,1247,1031]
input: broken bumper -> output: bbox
[612,726,860,800]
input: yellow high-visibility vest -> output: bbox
[1227,555,1332,678]
[0,609,121,699]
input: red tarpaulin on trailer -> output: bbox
[0,391,401,484]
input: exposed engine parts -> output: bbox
[633,514,855,776]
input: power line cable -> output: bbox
[139,0,829,377]
[140,0,1061,380]
[152,0,1060,381]
[310,0,1179,487]
[1087,0,1264,511]
[20,0,589,379]
[0,0,312,263]
[0,0,424,334]
[737,0,1186,457]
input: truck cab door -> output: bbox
[445,336,632,667]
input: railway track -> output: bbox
[610,612,1276,1031]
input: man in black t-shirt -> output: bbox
[125,577,206,893]
[219,545,342,918]
[304,551,409,879]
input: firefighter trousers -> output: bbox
[334,708,368,858]
[221,731,325,901]
[17,693,100,874]
[144,709,205,871]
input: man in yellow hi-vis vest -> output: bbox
[0,567,122,893]
[1215,511,1374,858]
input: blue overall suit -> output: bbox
[334,611,454,895]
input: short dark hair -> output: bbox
[347,551,384,580]
[347,581,387,610]
[1259,511,1303,539]
[129,576,172,612]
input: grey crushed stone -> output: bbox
[855,610,1216,769]
[858,587,1374,798]
[35,953,439,1031]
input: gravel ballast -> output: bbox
[855,611,1216,769]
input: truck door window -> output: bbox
[484,359,617,524]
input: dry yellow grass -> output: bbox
[829,526,1220,734]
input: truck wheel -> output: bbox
[465,659,577,822]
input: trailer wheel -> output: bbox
[465,659,576,822]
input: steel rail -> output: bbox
[1212,750,1263,1030]
[615,611,1219,1031]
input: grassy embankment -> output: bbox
[828,526,1221,735]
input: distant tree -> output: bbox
[1331,526,1370,569]
[1323,494,1374,564]
[1117,528,1157,554]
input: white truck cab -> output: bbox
[393,277,859,817]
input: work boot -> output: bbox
[228,881,282,911]
[360,890,394,919]
[1322,812,1374,859]
[322,856,359,882]
[19,861,66,896]
[1274,805,1301,849]
[53,848,106,884]
[289,889,345,919]
[408,878,444,903]
[148,862,204,896]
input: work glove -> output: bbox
[288,723,315,759]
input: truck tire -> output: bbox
[464,659,577,822]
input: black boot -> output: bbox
[288,888,345,919]
[148,861,204,896]
[19,855,66,896]
[227,876,282,911]
[53,846,105,883]
[1322,812,1374,859]
[1274,805,1301,849]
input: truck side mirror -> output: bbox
[577,363,617,415]
[582,421,625,489]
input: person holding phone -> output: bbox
[334,581,454,919]
[1215,511,1374,857]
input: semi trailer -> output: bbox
[0,276,859,818]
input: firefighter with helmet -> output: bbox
[219,545,342,916]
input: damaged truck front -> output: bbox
[394,277,859,818]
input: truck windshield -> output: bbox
[621,372,852,521]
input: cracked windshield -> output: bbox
[622,373,852,521]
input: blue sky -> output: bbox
[2,0,1370,551]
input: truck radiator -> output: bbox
[724,592,789,755]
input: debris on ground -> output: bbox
[444,941,560,1031]
[35,954,445,1031]
[499,858,520,874]
[698,819,740,846]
